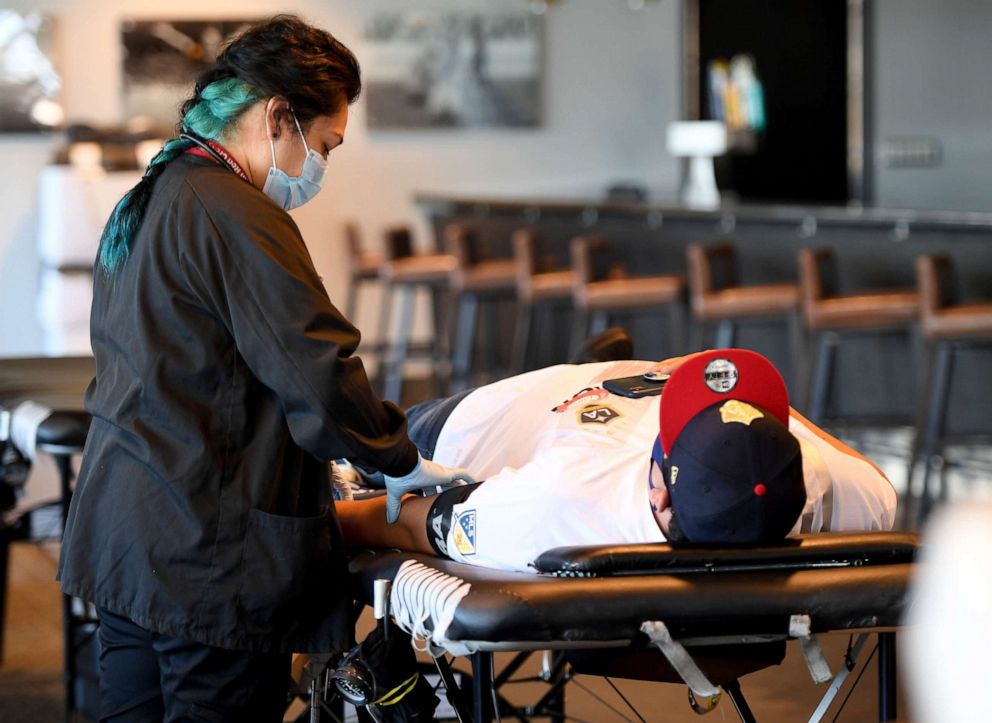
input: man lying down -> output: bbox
[337,347,897,572]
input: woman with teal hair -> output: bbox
[57,16,474,721]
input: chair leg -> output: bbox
[382,285,415,403]
[723,679,757,723]
[589,310,610,336]
[429,286,451,398]
[669,303,687,356]
[372,282,394,392]
[715,319,735,349]
[689,319,704,352]
[918,342,955,522]
[344,275,359,320]
[788,312,806,398]
[807,332,837,425]
[878,632,898,722]
[569,310,590,359]
[450,294,478,394]
[511,303,534,374]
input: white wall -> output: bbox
[872,0,992,212]
[0,0,682,357]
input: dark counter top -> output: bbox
[416,192,992,234]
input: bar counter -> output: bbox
[416,193,992,431]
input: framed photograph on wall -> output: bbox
[363,9,543,129]
[0,10,62,133]
[121,19,256,125]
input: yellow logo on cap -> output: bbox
[719,400,764,426]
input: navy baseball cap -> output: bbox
[655,349,806,544]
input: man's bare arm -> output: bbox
[336,494,437,555]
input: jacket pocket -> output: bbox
[236,508,332,636]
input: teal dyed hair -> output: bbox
[97,78,259,273]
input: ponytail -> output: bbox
[97,78,259,273]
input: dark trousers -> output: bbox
[96,608,291,723]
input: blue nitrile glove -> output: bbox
[383,454,477,524]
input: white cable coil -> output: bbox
[389,560,472,657]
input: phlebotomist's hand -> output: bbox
[383,454,478,524]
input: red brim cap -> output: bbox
[659,349,790,455]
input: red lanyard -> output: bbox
[183,138,250,182]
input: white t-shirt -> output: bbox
[432,361,897,573]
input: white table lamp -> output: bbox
[667,121,728,209]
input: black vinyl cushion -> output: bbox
[533,531,919,577]
[36,410,91,450]
[349,533,916,647]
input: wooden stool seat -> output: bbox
[921,301,992,339]
[511,230,576,372]
[452,258,518,293]
[577,275,684,310]
[381,254,457,284]
[686,243,801,366]
[694,283,800,319]
[351,249,384,279]
[447,224,519,392]
[526,269,575,301]
[570,235,685,357]
[379,227,456,402]
[805,291,918,330]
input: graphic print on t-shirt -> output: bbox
[453,510,477,556]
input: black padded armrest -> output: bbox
[533,532,919,577]
[36,410,91,450]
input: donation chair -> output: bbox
[341,531,917,723]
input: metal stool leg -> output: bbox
[669,302,687,355]
[878,632,898,722]
[569,310,589,359]
[373,283,395,393]
[919,342,954,522]
[788,311,806,398]
[511,302,534,374]
[471,651,495,723]
[715,319,735,349]
[689,319,704,352]
[450,294,478,394]
[383,286,415,403]
[723,679,757,723]
[807,332,837,425]
[429,286,451,397]
[589,310,609,336]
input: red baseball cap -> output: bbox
[659,349,790,455]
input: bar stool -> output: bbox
[570,235,685,356]
[799,247,919,424]
[910,254,992,518]
[446,223,519,393]
[379,227,457,403]
[686,241,801,357]
[343,223,383,321]
[343,223,386,370]
[510,229,575,372]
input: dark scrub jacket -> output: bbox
[57,154,418,653]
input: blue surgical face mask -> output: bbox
[262,112,327,211]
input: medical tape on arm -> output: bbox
[640,621,722,711]
[789,614,832,683]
